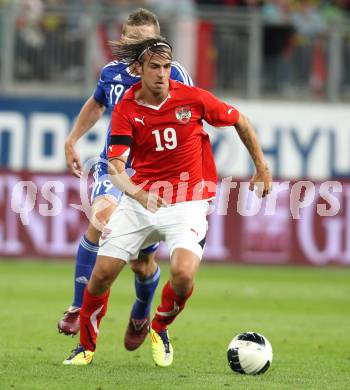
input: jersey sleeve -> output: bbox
[198,88,240,127]
[93,68,109,107]
[171,61,194,86]
[108,105,133,159]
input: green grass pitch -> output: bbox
[1,260,349,390]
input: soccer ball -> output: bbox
[227,332,273,375]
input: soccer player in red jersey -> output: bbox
[63,37,272,366]
[58,9,193,349]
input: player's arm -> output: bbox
[108,109,166,212]
[107,156,141,198]
[65,96,106,177]
[200,88,272,197]
[108,157,165,212]
[234,113,272,198]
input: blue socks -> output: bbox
[72,236,99,308]
[131,266,160,319]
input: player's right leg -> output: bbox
[58,164,121,335]
[57,222,101,336]
[63,254,126,365]
[63,200,155,365]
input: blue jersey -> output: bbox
[93,60,193,164]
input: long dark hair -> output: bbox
[110,37,172,66]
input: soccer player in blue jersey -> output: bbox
[58,8,193,351]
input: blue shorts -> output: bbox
[91,162,159,254]
[90,163,123,203]
[140,242,160,254]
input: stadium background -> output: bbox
[1,1,350,389]
[1,0,350,265]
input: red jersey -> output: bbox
[108,80,240,203]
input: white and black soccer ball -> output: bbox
[227,332,273,375]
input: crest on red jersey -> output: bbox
[175,106,192,124]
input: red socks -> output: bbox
[80,288,110,351]
[79,280,193,349]
[152,280,193,333]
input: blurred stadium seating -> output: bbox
[1,0,350,99]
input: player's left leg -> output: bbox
[124,246,160,351]
[151,248,201,367]
[58,164,120,336]
[150,199,209,367]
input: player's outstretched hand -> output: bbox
[135,190,167,213]
[65,141,82,178]
[249,165,272,198]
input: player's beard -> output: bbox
[144,79,169,101]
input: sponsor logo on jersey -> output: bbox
[135,116,145,126]
[113,74,122,82]
[175,106,192,124]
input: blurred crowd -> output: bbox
[1,0,197,81]
[0,0,349,97]
[195,0,350,95]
